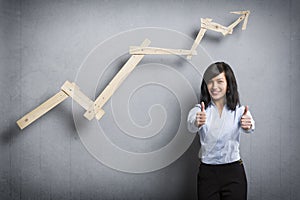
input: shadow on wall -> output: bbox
[0,123,21,145]
[0,103,78,145]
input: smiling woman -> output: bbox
[187,62,255,200]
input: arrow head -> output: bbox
[242,11,250,30]
[230,10,250,15]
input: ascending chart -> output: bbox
[16,11,250,173]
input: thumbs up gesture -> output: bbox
[196,102,206,127]
[241,106,252,130]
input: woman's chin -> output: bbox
[211,96,226,102]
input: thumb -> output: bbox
[201,101,205,112]
[243,105,249,115]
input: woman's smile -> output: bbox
[210,90,222,96]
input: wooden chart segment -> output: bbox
[230,11,249,14]
[228,11,250,33]
[60,80,94,111]
[16,90,69,130]
[187,18,212,60]
[227,15,246,34]
[241,11,250,30]
[83,38,151,120]
[129,46,197,56]
[187,10,250,59]
[201,19,231,36]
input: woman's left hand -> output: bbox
[241,106,252,130]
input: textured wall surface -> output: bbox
[1,0,300,199]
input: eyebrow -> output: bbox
[214,78,225,81]
[208,77,225,82]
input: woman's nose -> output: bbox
[212,82,217,89]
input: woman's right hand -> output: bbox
[195,102,206,127]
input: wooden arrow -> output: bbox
[187,10,250,59]
[17,11,251,129]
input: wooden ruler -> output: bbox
[16,81,93,129]
[83,38,151,120]
[130,46,197,56]
[17,90,69,130]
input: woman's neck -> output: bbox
[213,99,226,117]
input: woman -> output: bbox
[187,62,255,200]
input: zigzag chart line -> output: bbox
[16,10,250,130]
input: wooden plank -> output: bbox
[95,108,105,120]
[242,11,250,30]
[230,10,249,15]
[129,46,197,56]
[227,15,246,34]
[61,80,94,110]
[201,20,231,36]
[187,18,211,60]
[83,38,151,120]
[16,90,69,130]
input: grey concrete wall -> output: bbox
[1,0,299,199]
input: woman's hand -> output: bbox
[241,106,253,130]
[196,102,206,127]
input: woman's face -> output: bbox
[206,72,227,103]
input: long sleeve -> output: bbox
[190,103,255,164]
